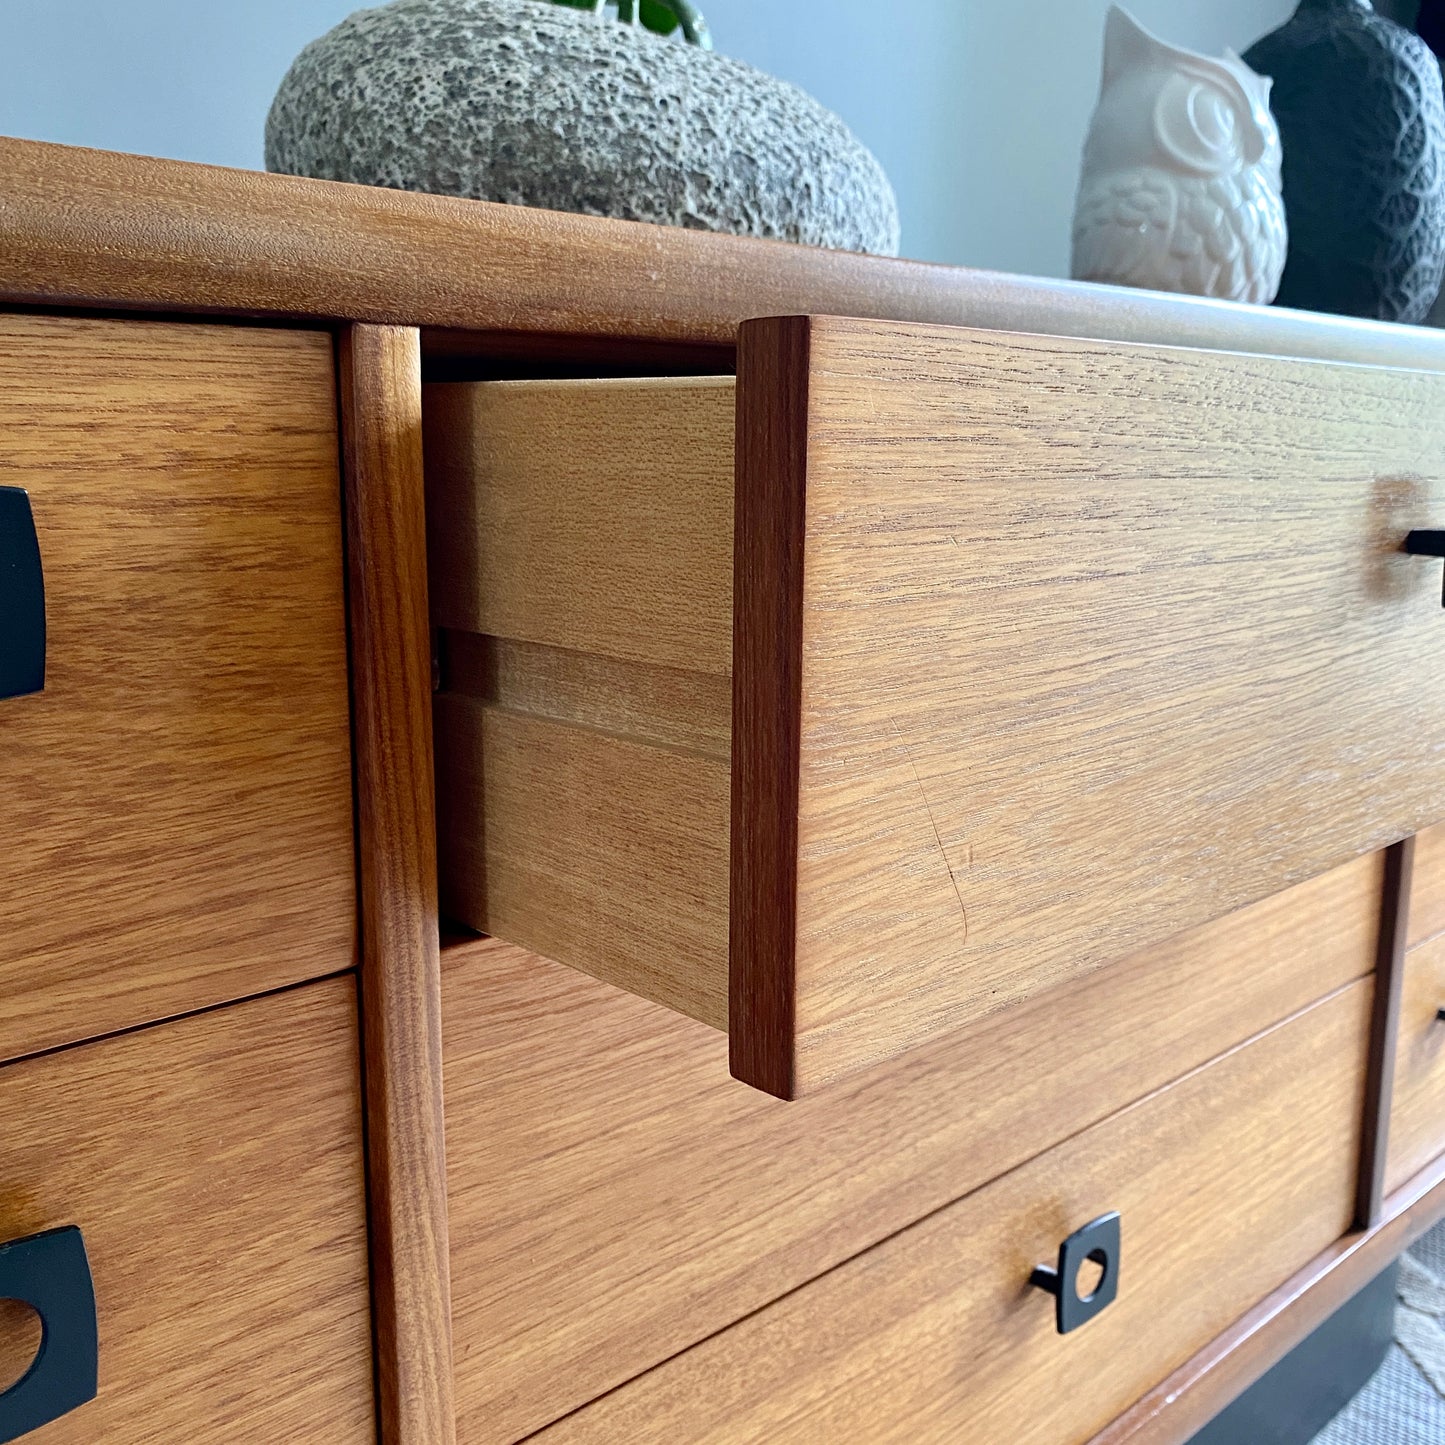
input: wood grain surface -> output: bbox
[0,313,354,1063]
[442,631,731,759]
[531,982,1368,1444]
[1407,820,1445,949]
[1093,1147,1445,1445]
[427,375,735,1020]
[442,852,1380,1442]
[11,136,1445,378]
[1387,932,1445,1195]
[425,378,734,674]
[434,696,729,1027]
[731,316,812,1095]
[733,315,1445,1095]
[0,1300,40,1394]
[341,325,455,1445]
[0,978,374,1442]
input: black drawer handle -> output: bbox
[0,488,45,701]
[1406,530,1445,606]
[0,1227,98,1442]
[1029,1211,1120,1335]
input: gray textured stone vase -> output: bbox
[1243,0,1445,323]
[266,0,901,255]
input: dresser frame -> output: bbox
[5,134,1445,1445]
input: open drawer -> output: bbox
[427,315,1445,1099]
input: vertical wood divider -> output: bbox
[730,315,812,1100]
[340,323,456,1444]
[1356,834,1416,1229]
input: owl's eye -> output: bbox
[1154,71,1260,174]
[1189,89,1237,153]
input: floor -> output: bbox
[1311,1220,1445,1443]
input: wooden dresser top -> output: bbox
[4,134,1445,372]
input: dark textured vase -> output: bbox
[1244,0,1445,322]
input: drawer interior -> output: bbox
[427,317,1445,1099]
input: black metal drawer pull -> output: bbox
[0,1227,98,1442]
[1030,1211,1121,1335]
[1405,530,1445,606]
[0,487,45,701]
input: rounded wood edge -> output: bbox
[6,137,1445,372]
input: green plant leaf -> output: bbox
[639,0,681,36]
[536,0,713,49]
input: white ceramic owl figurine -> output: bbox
[1072,6,1287,304]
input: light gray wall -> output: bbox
[0,0,1307,275]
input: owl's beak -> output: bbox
[1213,65,1274,169]
[1224,53,1276,168]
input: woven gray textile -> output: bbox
[1310,1219,1445,1443]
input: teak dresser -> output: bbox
[3,136,1445,1444]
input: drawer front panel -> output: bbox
[735,317,1445,1095]
[0,977,373,1442]
[1408,821,1445,950]
[0,314,355,1061]
[533,981,1369,1444]
[445,853,1380,1442]
[1389,933,1445,1194]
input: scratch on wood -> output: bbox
[891,717,968,939]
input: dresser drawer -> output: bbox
[1408,821,1445,950]
[429,317,1445,1098]
[1388,932,1445,1194]
[0,314,355,1062]
[0,976,373,1442]
[530,979,1368,1444]
[444,852,1380,1443]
